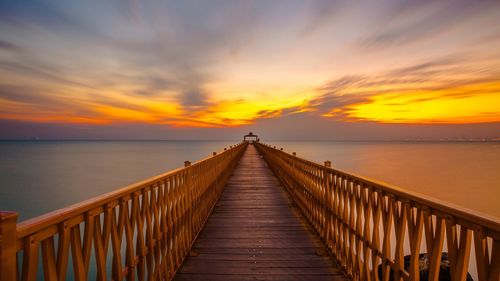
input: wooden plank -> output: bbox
[173,144,346,281]
[174,274,346,281]
[178,253,333,261]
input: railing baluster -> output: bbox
[406,206,423,281]
[57,221,71,281]
[110,206,123,281]
[93,214,107,281]
[21,235,38,281]
[83,212,95,276]
[474,226,489,281]
[489,240,500,281]
[70,223,86,281]
[41,236,57,281]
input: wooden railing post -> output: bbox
[0,211,18,281]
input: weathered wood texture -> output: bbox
[173,144,347,281]
[256,143,500,281]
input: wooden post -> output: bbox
[184,161,191,167]
[324,161,331,168]
[0,211,18,281]
[212,152,217,156]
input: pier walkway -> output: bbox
[1,136,499,281]
[173,144,346,281]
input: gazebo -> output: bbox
[243,132,259,143]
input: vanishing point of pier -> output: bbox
[1,134,499,281]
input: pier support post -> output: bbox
[0,211,18,281]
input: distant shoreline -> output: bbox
[1,139,499,142]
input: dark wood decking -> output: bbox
[173,144,346,281]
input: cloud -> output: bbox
[299,1,342,36]
[0,39,22,52]
[359,1,495,48]
[0,1,270,114]
[310,55,500,123]
[181,88,209,107]
[0,60,93,89]
[1,0,500,136]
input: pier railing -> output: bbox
[0,142,246,281]
[256,143,500,281]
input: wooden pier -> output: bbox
[174,144,346,281]
[1,136,499,281]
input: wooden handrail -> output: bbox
[256,143,500,281]
[0,142,247,281]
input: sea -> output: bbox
[1,140,499,222]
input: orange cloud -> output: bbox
[315,57,500,124]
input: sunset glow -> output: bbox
[1,1,500,139]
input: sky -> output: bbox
[1,0,500,140]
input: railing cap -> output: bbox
[0,211,18,221]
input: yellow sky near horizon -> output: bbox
[1,1,500,131]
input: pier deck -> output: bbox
[173,145,346,281]
[3,139,498,281]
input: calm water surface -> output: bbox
[0,140,236,221]
[1,140,499,221]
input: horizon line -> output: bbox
[1,138,499,142]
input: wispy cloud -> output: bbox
[359,1,494,48]
[1,0,500,139]
[312,56,500,123]
[0,39,22,52]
